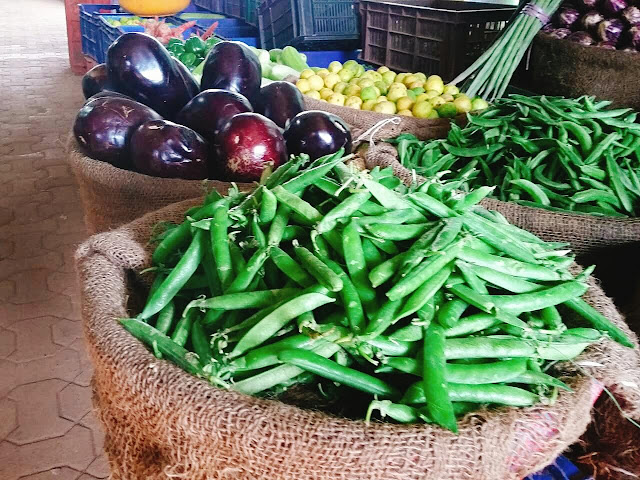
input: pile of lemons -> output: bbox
[295,60,488,118]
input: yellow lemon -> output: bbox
[333,82,348,94]
[374,81,388,95]
[425,78,444,95]
[299,69,315,79]
[441,94,455,102]
[361,99,377,111]
[396,96,414,111]
[382,71,397,85]
[345,96,364,109]
[320,88,334,100]
[427,109,440,119]
[344,84,362,97]
[429,96,446,108]
[403,74,419,86]
[327,93,346,106]
[409,81,424,90]
[376,96,388,103]
[308,75,325,91]
[306,90,321,100]
[453,96,473,114]
[387,87,407,102]
[425,90,441,99]
[358,78,375,89]
[324,73,340,89]
[377,66,390,74]
[338,69,354,82]
[343,59,359,69]
[328,61,343,73]
[398,109,413,116]
[373,101,397,114]
[414,72,427,82]
[443,84,460,96]
[412,101,433,119]
[360,86,378,102]
[296,79,311,93]
[316,68,330,78]
[395,73,408,84]
[471,98,490,111]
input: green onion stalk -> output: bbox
[451,0,563,102]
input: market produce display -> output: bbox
[119,150,632,432]
[295,62,488,118]
[390,95,640,217]
[165,33,220,71]
[543,0,640,51]
[75,32,351,182]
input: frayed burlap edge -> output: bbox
[65,135,253,235]
[74,198,639,480]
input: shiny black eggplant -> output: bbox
[173,58,200,99]
[176,89,253,143]
[106,32,194,119]
[130,120,209,179]
[256,81,305,129]
[200,42,262,105]
[283,111,352,160]
[73,96,162,169]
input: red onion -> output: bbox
[627,25,640,48]
[556,7,581,28]
[597,19,625,43]
[602,0,628,16]
[567,31,596,45]
[581,10,605,32]
[622,6,640,26]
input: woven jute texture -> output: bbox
[65,136,252,234]
[526,32,640,111]
[304,97,459,144]
[75,199,640,480]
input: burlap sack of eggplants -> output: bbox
[65,136,252,234]
[75,198,640,480]
[525,32,640,111]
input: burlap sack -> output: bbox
[524,32,640,111]
[65,136,253,234]
[75,198,640,480]
[304,96,459,144]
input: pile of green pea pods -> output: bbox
[120,150,632,432]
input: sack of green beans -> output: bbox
[66,136,252,234]
[76,152,640,480]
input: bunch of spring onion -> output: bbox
[451,0,564,101]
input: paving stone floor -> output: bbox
[0,0,110,478]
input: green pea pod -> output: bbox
[510,179,550,206]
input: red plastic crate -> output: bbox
[65,0,114,74]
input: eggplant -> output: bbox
[200,42,262,105]
[256,81,306,129]
[106,32,194,119]
[283,111,352,160]
[82,64,114,99]
[215,113,286,181]
[73,96,162,169]
[176,89,253,143]
[130,120,209,179]
[173,58,200,99]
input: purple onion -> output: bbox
[596,40,618,48]
[602,0,628,16]
[567,31,596,45]
[549,27,573,38]
[597,19,625,43]
[627,25,640,48]
[581,10,605,32]
[622,6,640,26]
[556,7,582,28]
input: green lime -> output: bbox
[406,90,417,101]
[185,36,206,56]
[179,52,198,68]
[412,87,425,95]
[436,103,458,118]
[360,86,378,102]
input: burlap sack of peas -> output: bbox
[65,136,253,234]
[75,198,640,480]
[365,143,640,330]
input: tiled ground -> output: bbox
[0,0,110,478]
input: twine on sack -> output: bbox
[354,117,402,148]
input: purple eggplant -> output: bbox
[73,96,162,169]
[603,0,628,16]
[628,25,640,48]
[597,19,625,43]
[283,111,352,161]
[200,42,262,106]
[176,89,253,144]
[130,120,209,179]
[214,113,286,181]
[567,31,596,45]
[556,7,581,29]
[82,64,114,99]
[622,6,640,25]
[548,27,573,38]
[257,82,306,129]
[581,10,605,32]
[173,58,200,99]
[106,33,194,119]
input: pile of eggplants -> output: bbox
[543,0,640,51]
[75,33,352,181]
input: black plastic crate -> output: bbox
[224,0,245,19]
[359,0,515,81]
[259,0,360,50]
